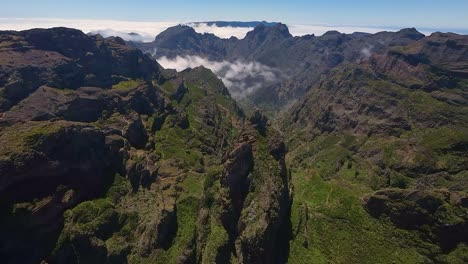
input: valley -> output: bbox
[0,22,467,263]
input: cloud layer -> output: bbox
[188,23,253,39]
[0,18,176,42]
[158,55,282,98]
[288,24,396,36]
[0,17,440,42]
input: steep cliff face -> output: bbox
[195,115,291,263]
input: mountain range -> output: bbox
[130,23,435,112]
[0,22,467,263]
[188,21,278,28]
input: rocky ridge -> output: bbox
[0,28,291,264]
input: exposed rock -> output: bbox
[248,109,268,135]
[222,140,254,213]
[138,207,177,256]
[123,115,148,149]
[170,82,188,103]
[268,136,287,161]
[2,24,467,264]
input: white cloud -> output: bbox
[188,23,253,39]
[288,24,395,36]
[0,17,433,43]
[360,45,374,58]
[87,29,144,42]
[0,18,177,42]
[157,55,283,98]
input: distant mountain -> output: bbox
[130,23,427,111]
[189,21,278,28]
[88,30,146,42]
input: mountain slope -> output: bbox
[282,32,468,263]
[0,28,291,264]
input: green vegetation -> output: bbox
[283,60,468,263]
[148,197,200,264]
[202,217,229,263]
[112,79,145,91]
[288,170,432,263]
[0,121,64,158]
[54,174,134,258]
[155,125,203,168]
[160,81,176,93]
[60,199,117,239]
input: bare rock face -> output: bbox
[123,115,148,149]
[170,82,188,103]
[0,27,165,263]
[248,109,268,136]
[0,122,124,197]
[2,86,121,122]
[0,122,126,263]
[137,206,177,256]
[198,121,292,264]
[222,141,254,213]
[1,28,260,264]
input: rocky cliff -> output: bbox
[0,28,291,264]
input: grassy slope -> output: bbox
[288,169,431,263]
[285,62,468,263]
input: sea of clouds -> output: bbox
[0,18,429,42]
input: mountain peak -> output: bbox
[154,24,197,42]
[322,30,342,36]
[395,27,425,40]
[247,22,292,39]
[191,21,279,28]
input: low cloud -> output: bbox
[0,17,446,43]
[288,24,397,36]
[0,18,176,42]
[88,29,148,42]
[360,45,374,58]
[187,23,253,39]
[157,55,283,98]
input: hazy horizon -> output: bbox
[1,17,467,43]
[1,0,468,41]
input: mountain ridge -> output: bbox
[130,24,435,111]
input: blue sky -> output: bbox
[1,0,468,30]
